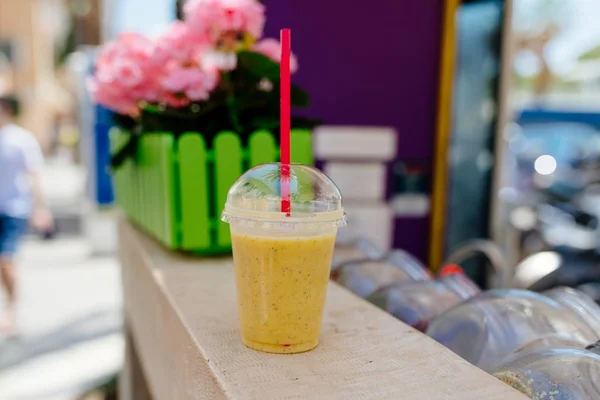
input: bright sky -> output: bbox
[110,0,175,39]
[514,0,600,74]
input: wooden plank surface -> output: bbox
[119,220,526,400]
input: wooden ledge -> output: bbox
[118,220,526,399]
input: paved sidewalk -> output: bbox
[41,159,87,236]
[42,159,86,214]
[0,160,123,400]
[0,236,123,400]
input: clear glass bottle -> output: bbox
[332,236,383,269]
[510,334,588,355]
[492,341,600,399]
[366,265,480,332]
[426,287,600,372]
[331,249,431,298]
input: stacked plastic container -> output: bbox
[331,233,600,398]
[426,287,600,372]
[367,265,480,332]
[331,248,431,299]
[332,237,385,270]
[331,239,487,333]
[492,341,600,399]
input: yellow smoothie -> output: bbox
[231,231,336,354]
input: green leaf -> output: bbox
[291,116,322,130]
[112,114,137,130]
[237,51,280,80]
[251,116,280,130]
[110,132,139,170]
[220,71,232,89]
[291,85,310,107]
[227,97,243,132]
[249,115,322,132]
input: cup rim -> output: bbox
[221,205,347,229]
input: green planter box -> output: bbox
[110,128,313,254]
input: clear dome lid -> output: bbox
[426,289,600,372]
[492,345,600,399]
[221,163,347,229]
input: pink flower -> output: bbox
[153,21,210,66]
[89,24,223,114]
[152,22,220,108]
[97,33,155,68]
[253,38,298,73]
[89,33,158,116]
[184,0,265,42]
[162,65,219,102]
[164,93,191,108]
[87,77,139,116]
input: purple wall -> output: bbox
[262,1,444,261]
[262,0,444,158]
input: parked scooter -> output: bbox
[510,185,600,298]
[506,122,600,298]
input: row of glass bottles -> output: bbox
[491,341,600,399]
[428,287,600,371]
[331,238,481,332]
[332,238,600,399]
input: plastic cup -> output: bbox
[222,163,346,354]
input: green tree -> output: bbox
[513,0,572,33]
[578,45,600,62]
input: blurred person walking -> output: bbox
[0,96,53,334]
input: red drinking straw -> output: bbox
[280,28,291,216]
